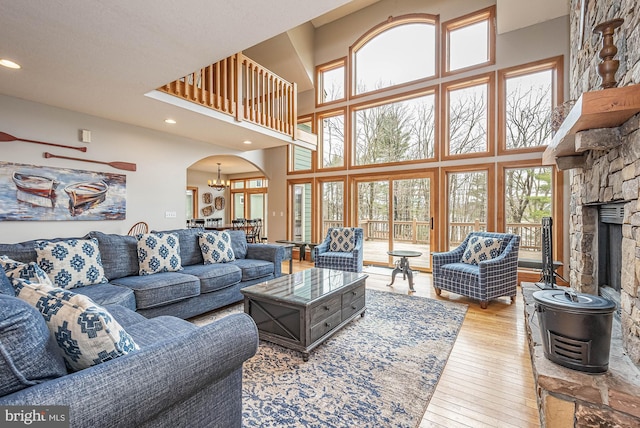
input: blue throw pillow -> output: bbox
[0,264,13,296]
[0,294,67,396]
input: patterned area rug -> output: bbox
[193,289,467,428]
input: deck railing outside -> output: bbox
[158,53,297,140]
[323,219,542,253]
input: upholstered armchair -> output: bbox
[432,232,520,309]
[313,227,363,273]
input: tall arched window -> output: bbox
[351,14,437,96]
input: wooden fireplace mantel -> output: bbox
[542,84,640,169]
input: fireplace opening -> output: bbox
[598,203,624,317]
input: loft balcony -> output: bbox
[152,53,316,149]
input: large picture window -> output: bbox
[444,74,494,157]
[499,57,563,153]
[352,15,437,96]
[319,180,345,237]
[353,91,436,166]
[319,110,345,169]
[446,168,493,250]
[500,163,557,262]
[288,7,565,276]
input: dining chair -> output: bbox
[127,221,149,236]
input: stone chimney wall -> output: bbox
[569,0,640,365]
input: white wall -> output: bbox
[0,94,279,243]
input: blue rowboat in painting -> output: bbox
[12,171,59,198]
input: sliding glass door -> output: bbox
[355,174,434,271]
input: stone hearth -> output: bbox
[522,283,640,427]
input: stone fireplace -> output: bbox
[569,117,640,366]
[521,1,640,426]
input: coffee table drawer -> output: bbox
[342,284,365,306]
[342,295,365,320]
[309,295,341,325]
[310,311,341,343]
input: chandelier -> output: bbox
[208,163,229,191]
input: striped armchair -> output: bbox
[432,232,520,309]
[313,228,363,273]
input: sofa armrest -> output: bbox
[0,313,258,428]
[246,244,284,277]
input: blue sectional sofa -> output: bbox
[0,228,285,319]
[0,291,259,427]
[0,228,282,426]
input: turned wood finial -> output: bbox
[593,18,624,89]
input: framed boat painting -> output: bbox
[0,161,126,221]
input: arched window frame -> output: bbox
[350,13,439,99]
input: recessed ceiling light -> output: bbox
[0,59,21,69]
[164,118,176,124]
[243,140,252,145]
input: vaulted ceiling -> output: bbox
[0,0,568,155]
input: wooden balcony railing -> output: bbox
[322,219,543,253]
[158,53,298,140]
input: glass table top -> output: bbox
[241,268,368,305]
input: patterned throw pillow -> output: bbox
[35,238,108,289]
[13,278,139,372]
[136,232,182,275]
[329,228,356,252]
[198,232,235,264]
[0,255,53,287]
[461,236,503,265]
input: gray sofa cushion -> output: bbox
[230,258,274,281]
[152,228,204,266]
[0,294,67,396]
[111,272,200,309]
[72,283,137,311]
[227,230,248,259]
[89,231,139,280]
[181,264,242,293]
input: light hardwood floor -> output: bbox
[288,260,540,428]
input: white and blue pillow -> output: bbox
[329,228,356,252]
[34,238,108,289]
[0,255,53,288]
[136,232,182,275]
[13,278,139,372]
[198,232,235,264]
[462,236,503,265]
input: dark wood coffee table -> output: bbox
[241,268,368,361]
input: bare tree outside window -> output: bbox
[354,94,435,165]
[320,65,345,103]
[448,171,487,248]
[321,181,344,235]
[448,84,487,155]
[505,70,553,149]
[505,166,552,258]
[321,114,344,168]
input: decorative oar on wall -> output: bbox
[0,131,87,152]
[43,152,137,172]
